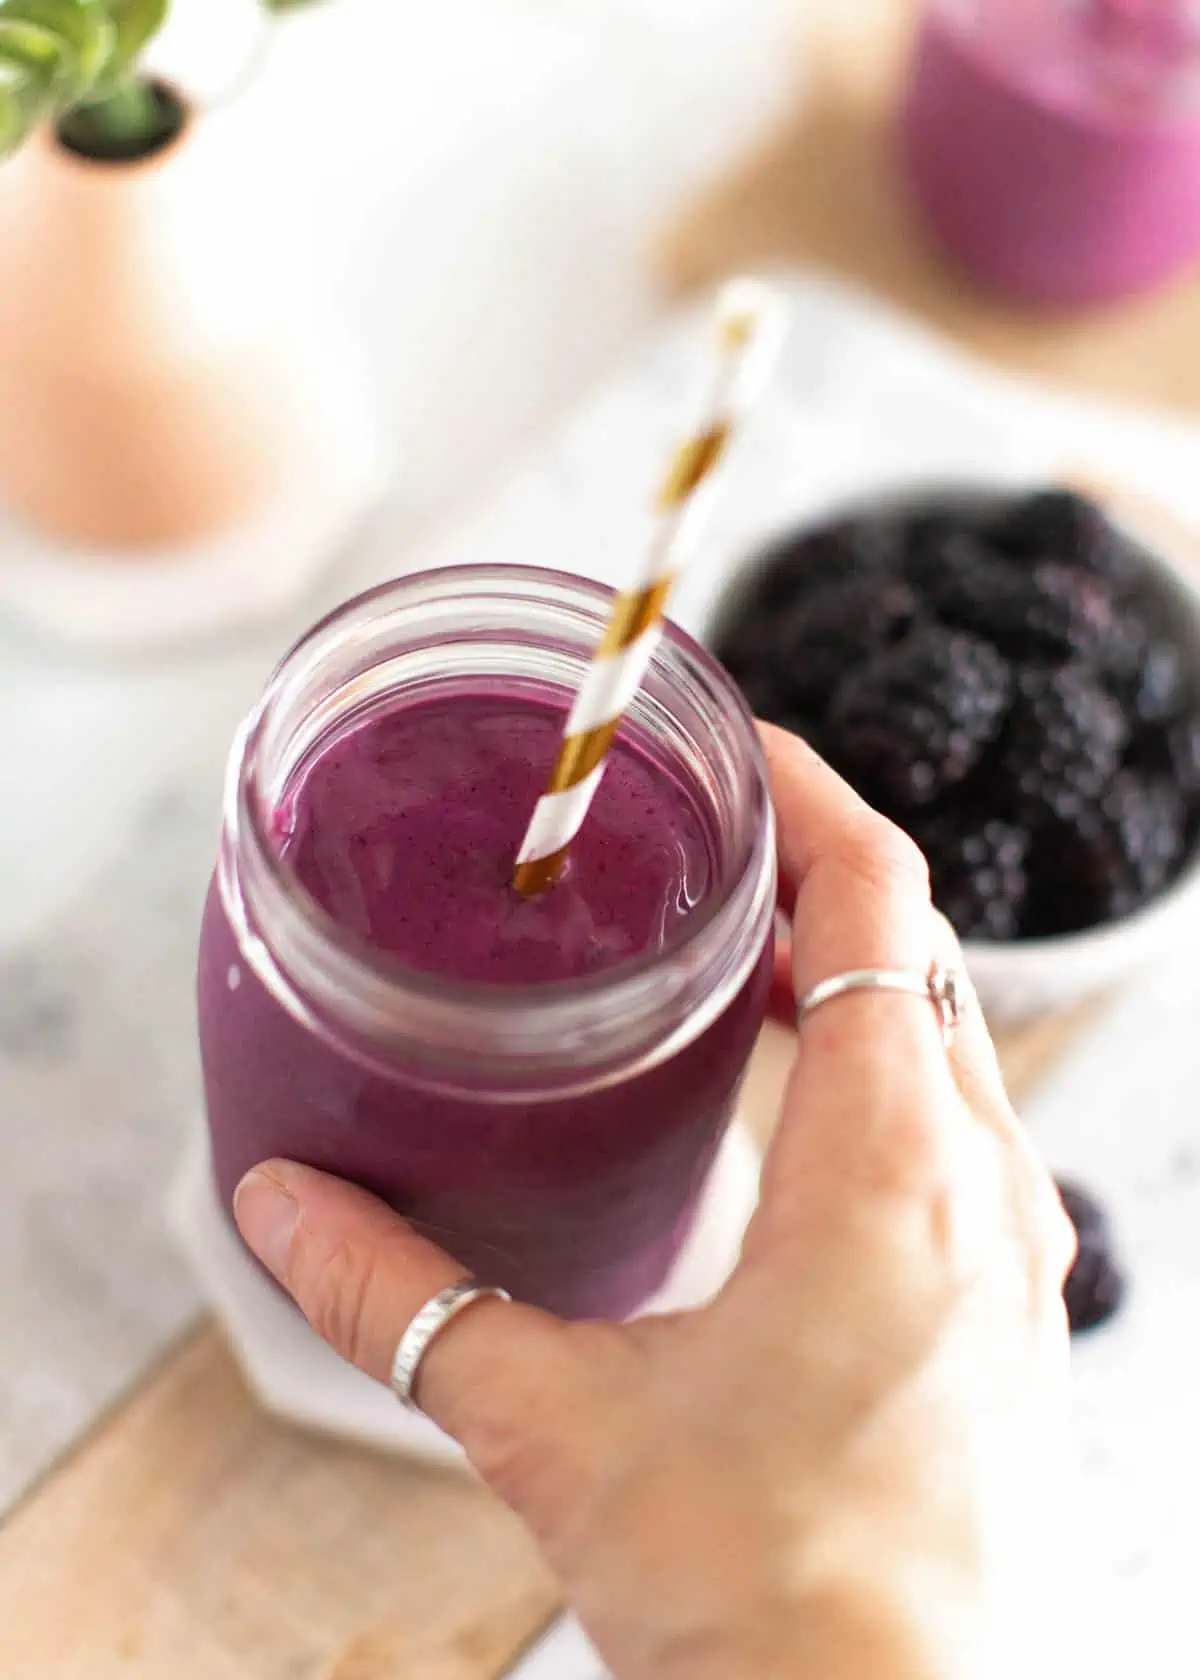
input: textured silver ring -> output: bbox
[798,962,965,1047]
[390,1280,512,1413]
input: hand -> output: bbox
[234,725,1076,1680]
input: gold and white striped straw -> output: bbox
[513,279,785,897]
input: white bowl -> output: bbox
[698,485,1200,1028]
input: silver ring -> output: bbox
[798,962,964,1047]
[390,1279,512,1413]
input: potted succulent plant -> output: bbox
[0,0,381,647]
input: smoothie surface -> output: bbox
[278,689,718,985]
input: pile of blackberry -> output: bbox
[715,489,1200,941]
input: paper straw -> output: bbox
[513,279,785,897]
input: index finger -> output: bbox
[753,726,968,1211]
[759,723,1010,1106]
[758,723,945,1034]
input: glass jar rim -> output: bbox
[222,564,775,1089]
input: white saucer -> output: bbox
[170,1122,761,1464]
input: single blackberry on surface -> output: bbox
[823,626,1013,808]
[992,488,1135,586]
[1001,664,1129,824]
[1025,772,1186,933]
[913,534,1114,661]
[1056,1179,1128,1335]
[1099,613,1187,726]
[911,811,1029,941]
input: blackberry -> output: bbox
[1001,664,1129,824]
[1126,722,1172,781]
[1025,563,1116,659]
[906,528,992,597]
[715,601,799,709]
[911,812,1029,941]
[1099,613,1187,726]
[1026,772,1186,934]
[913,534,1114,661]
[1125,710,1200,793]
[728,664,789,722]
[716,575,916,718]
[780,577,917,705]
[777,714,829,761]
[1168,712,1200,800]
[824,626,1013,808]
[905,506,988,573]
[992,488,1135,587]
[1055,1179,1128,1335]
[738,516,905,616]
[1098,773,1187,905]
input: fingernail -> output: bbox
[234,1168,300,1281]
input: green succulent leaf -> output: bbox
[0,46,54,154]
[0,16,67,154]
[0,17,66,77]
[0,0,115,106]
[94,0,167,92]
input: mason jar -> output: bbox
[197,565,775,1320]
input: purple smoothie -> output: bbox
[281,692,718,986]
[902,0,1200,304]
[198,685,773,1320]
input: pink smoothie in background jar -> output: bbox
[197,567,775,1321]
[902,0,1200,304]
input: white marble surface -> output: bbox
[1023,958,1200,1674]
[2,276,1199,1675]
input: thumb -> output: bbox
[234,1160,606,1532]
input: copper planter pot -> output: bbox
[0,97,382,644]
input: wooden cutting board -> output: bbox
[0,1327,559,1680]
[3,2,1197,1675]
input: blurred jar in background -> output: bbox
[901,0,1200,305]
